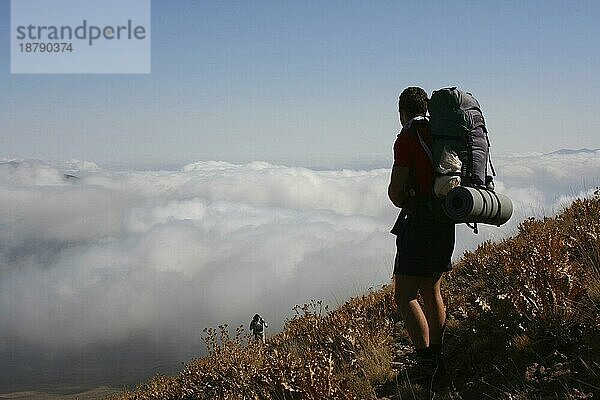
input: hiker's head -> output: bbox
[398,87,428,126]
[253,314,260,321]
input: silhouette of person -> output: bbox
[249,314,268,344]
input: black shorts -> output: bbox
[392,212,455,277]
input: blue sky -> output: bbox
[1,0,599,168]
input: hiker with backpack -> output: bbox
[389,86,512,384]
[249,314,268,344]
[388,87,455,381]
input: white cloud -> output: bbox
[0,151,599,387]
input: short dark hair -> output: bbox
[398,87,428,118]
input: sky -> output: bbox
[1,0,600,393]
[1,1,599,167]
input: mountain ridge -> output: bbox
[548,148,600,155]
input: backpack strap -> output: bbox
[484,130,497,177]
[488,152,497,177]
[466,222,479,234]
[415,127,433,163]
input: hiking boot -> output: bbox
[406,350,450,389]
[427,343,448,384]
[430,354,450,389]
[406,351,437,385]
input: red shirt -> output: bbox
[393,117,434,197]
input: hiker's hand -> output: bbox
[388,166,410,208]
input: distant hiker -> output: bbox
[249,314,268,344]
[388,87,456,381]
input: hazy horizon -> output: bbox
[3,146,600,173]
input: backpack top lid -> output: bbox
[429,87,482,126]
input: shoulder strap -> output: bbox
[415,127,433,163]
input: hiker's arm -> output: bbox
[388,165,410,208]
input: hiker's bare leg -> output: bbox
[420,273,445,346]
[394,274,428,349]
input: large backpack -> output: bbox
[424,87,515,232]
[428,87,494,190]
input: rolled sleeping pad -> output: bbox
[444,186,513,226]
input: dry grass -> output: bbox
[109,190,600,399]
[110,293,396,400]
[440,189,600,399]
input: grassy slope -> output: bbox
[110,193,600,400]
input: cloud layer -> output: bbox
[1,151,599,389]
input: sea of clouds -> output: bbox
[1,151,599,388]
